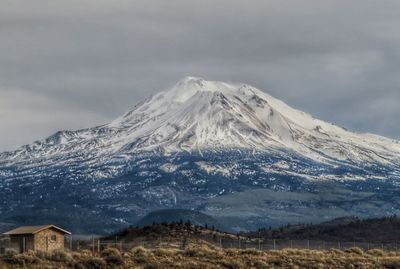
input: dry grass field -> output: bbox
[1,243,400,269]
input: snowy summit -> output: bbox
[2,76,400,167]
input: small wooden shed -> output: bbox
[3,225,71,253]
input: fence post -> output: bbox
[273,239,276,250]
[290,240,293,249]
[258,239,261,250]
[307,240,310,249]
[338,241,341,250]
[97,239,100,253]
[219,237,222,248]
[92,236,95,255]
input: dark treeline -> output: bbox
[246,215,400,243]
[104,215,400,244]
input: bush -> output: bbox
[367,248,385,257]
[83,257,107,269]
[345,247,364,256]
[184,244,216,258]
[131,246,154,264]
[131,246,148,257]
[80,249,93,256]
[3,252,40,266]
[239,248,261,255]
[72,261,86,269]
[51,249,72,262]
[2,250,24,265]
[329,248,345,256]
[34,250,51,259]
[152,248,176,256]
[3,249,18,257]
[101,248,123,266]
[253,260,269,269]
[144,262,161,269]
[221,259,242,269]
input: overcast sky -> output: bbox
[1,0,400,151]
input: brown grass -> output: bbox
[1,244,400,269]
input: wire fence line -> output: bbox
[2,235,399,255]
[61,236,400,253]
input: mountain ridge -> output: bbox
[2,76,400,171]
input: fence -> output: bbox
[62,235,400,254]
[1,234,399,255]
[0,237,10,255]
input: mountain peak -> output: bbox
[165,76,240,104]
[176,76,206,87]
[2,77,400,167]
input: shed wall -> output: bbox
[9,235,34,253]
[34,228,65,252]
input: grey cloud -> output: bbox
[1,0,400,150]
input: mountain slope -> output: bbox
[3,77,400,164]
[1,77,400,233]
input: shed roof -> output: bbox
[3,225,71,235]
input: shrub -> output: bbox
[345,247,364,256]
[131,246,148,257]
[3,252,41,266]
[329,248,345,256]
[101,248,123,266]
[34,250,51,259]
[72,261,86,269]
[152,248,176,256]
[367,248,385,257]
[144,262,161,269]
[51,249,72,262]
[184,244,216,258]
[81,249,93,256]
[220,259,242,269]
[239,248,261,255]
[3,249,18,257]
[253,260,269,269]
[381,259,400,269]
[2,250,26,265]
[131,246,154,264]
[83,257,107,269]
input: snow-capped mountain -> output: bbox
[2,76,400,171]
[1,77,400,233]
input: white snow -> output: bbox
[2,76,400,171]
[105,76,400,165]
[159,163,179,173]
[196,161,231,177]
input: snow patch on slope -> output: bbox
[159,163,179,173]
[196,161,231,177]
